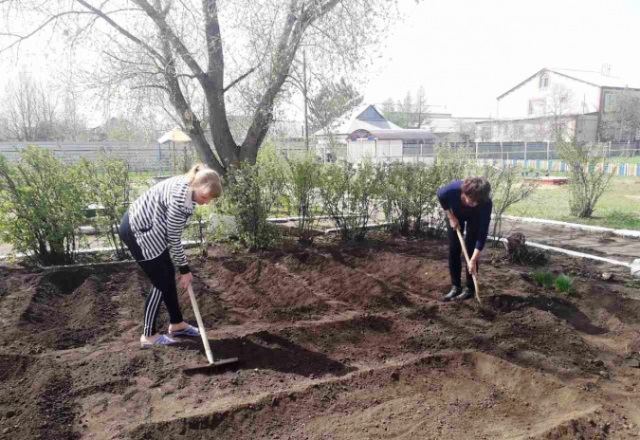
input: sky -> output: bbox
[2,0,640,123]
[362,0,640,117]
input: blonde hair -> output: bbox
[185,163,223,198]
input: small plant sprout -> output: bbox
[533,271,554,289]
[554,274,573,294]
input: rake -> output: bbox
[182,284,239,374]
[456,228,482,305]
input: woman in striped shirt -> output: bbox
[119,164,223,347]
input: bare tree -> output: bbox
[380,98,395,114]
[59,74,86,141]
[414,86,429,128]
[380,88,430,129]
[307,78,363,134]
[600,89,640,142]
[2,71,60,141]
[456,120,477,143]
[1,0,400,174]
[398,91,413,128]
[544,84,575,143]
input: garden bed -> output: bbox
[1,235,640,439]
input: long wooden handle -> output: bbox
[187,284,215,364]
[455,228,482,305]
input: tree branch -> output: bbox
[200,0,239,167]
[0,11,94,53]
[76,0,165,61]
[133,0,207,85]
[160,35,224,173]
[241,0,342,161]
[223,67,256,93]
[131,84,170,92]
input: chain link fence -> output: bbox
[2,139,638,171]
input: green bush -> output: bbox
[224,146,288,249]
[0,146,90,265]
[79,154,131,259]
[319,159,382,241]
[533,270,554,289]
[554,274,573,294]
[256,143,291,216]
[381,162,442,235]
[477,164,537,239]
[558,142,612,218]
[288,151,322,244]
[433,143,471,183]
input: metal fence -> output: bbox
[0,141,194,173]
[274,140,640,163]
[2,140,638,171]
[446,140,640,161]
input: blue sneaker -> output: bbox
[140,334,178,348]
[168,324,200,337]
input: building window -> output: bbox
[514,124,524,139]
[539,73,549,89]
[604,92,618,112]
[528,99,545,116]
[480,126,492,141]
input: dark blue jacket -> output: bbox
[436,180,492,250]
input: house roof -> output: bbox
[498,67,640,100]
[313,104,402,136]
[475,112,599,124]
[158,127,191,144]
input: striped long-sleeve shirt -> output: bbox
[128,176,194,273]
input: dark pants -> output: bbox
[447,219,479,290]
[119,211,183,336]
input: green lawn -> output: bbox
[608,155,640,164]
[507,177,640,230]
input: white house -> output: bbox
[314,104,437,162]
[476,67,640,142]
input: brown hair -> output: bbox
[185,163,223,198]
[461,176,491,203]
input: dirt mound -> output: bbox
[1,237,640,439]
[128,352,617,440]
[271,248,412,309]
[11,269,120,351]
[199,253,332,322]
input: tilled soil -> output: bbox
[1,235,640,439]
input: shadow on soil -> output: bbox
[487,294,608,335]
[177,331,357,378]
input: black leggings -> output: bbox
[119,211,183,336]
[447,219,479,289]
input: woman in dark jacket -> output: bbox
[436,176,492,301]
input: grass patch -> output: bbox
[608,155,640,165]
[554,274,573,294]
[507,176,640,230]
[531,271,573,295]
[533,271,554,289]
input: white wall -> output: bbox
[498,71,601,119]
[346,139,403,162]
[373,140,403,158]
[475,113,601,143]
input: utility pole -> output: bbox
[303,50,309,151]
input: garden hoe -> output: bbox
[182,284,239,374]
[456,228,482,305]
